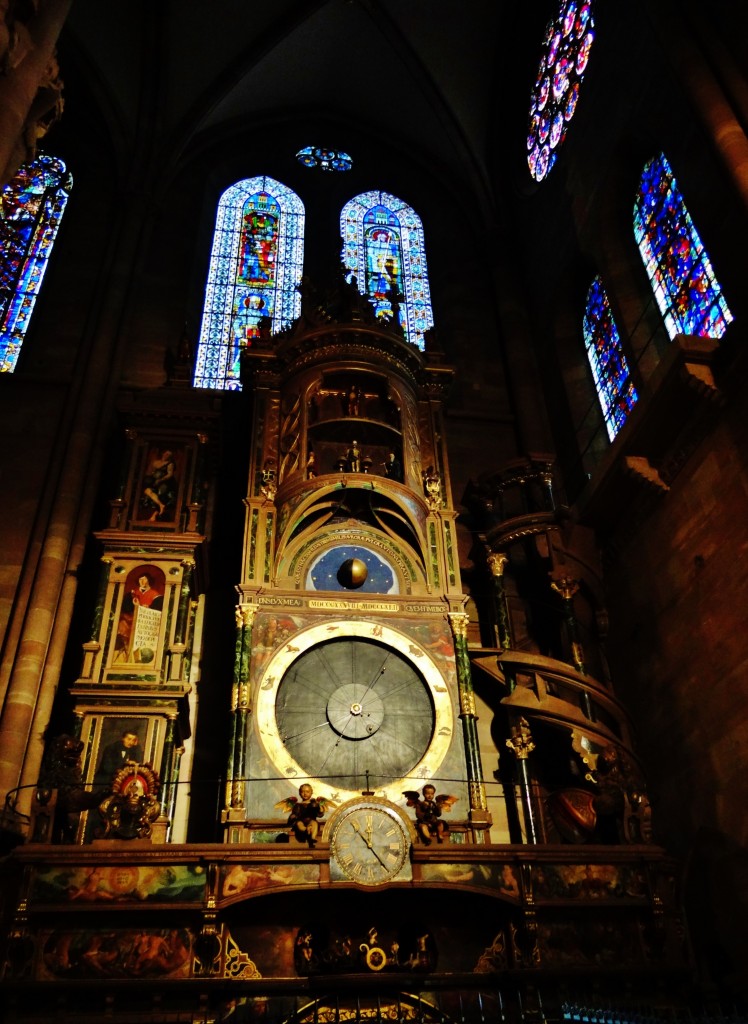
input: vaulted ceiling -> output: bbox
[60,1,543,226]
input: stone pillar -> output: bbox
[448,612,489,834]
[647,0,748,214]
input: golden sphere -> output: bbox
[337,557,368,589]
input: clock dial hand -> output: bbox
[351,821,388,869]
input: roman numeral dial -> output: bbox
[329,799,411,886]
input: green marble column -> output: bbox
[550,574,593,719]
[448,612,489,835]
[487,550,517,696]
[159,714,180,836]
[506,716,538,844]
[226,604,256,812]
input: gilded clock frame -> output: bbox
[254,619,454,804]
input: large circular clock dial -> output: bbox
[275,637,435,792]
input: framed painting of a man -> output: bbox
[113,564,165,665]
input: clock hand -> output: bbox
[352,822,388,869]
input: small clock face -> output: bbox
[330,801,411,886]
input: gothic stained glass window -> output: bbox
[633,153,733,340]
[194,176,304,390]
[0,154,71,373]
[527,1,595,182]
[583,276,638,441]
[340,191,434,351]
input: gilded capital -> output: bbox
[550,576,579,602]
[448,612,470,641]
[235,604,257,630]
[506,717,535,760]
[487,551,508,578]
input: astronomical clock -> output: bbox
[221,293,492,847]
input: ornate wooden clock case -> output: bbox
[222,297,491,846]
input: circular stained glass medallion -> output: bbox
[527,1,595,182]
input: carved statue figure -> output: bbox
[343,384,361,417]
[346,440,362,473]
[306,451,317,479]
[276,784,337,848]
[422,465,442,510]
[546,743,652,845]
[34,734,104,843]
[403,785,457,845]
[260,458,277,500]
[382,450,403,482]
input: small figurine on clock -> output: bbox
[403,785,457,845]
[277,784,336,848]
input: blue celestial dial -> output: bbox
[306,545,397,594]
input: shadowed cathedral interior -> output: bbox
[1,2,747,1022]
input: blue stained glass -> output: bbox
[527,1,595,182]
[296,146,352,172]
[0,154,71,373]
[633,153,733,340]
[584,276,638,441]
[340,191,434,350]
[194,176,304,390]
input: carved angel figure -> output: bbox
[403,785,457,845]
[275,784,337,847]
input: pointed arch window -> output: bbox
[634,153,733,340]
[194,176,305,390]
[340,191,434,350]
[584,276,637,441]
[0,154,71,373]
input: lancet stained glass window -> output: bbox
[0,154,71,373]
[527,1,595,182]
[584,276,638,441]
[634,153,733,340]
[194,176,304,390]
[341,191,434,350]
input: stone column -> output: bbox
[647,0,748,214]
[448,612,489,833]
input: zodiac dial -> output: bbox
[274,637,436,793]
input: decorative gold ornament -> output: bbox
[448,611,470,641]
[550,576,580,601]
[235,604,257,629]
[255,621,453,805]
[506,717,535,760]
[487,551,508,577]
